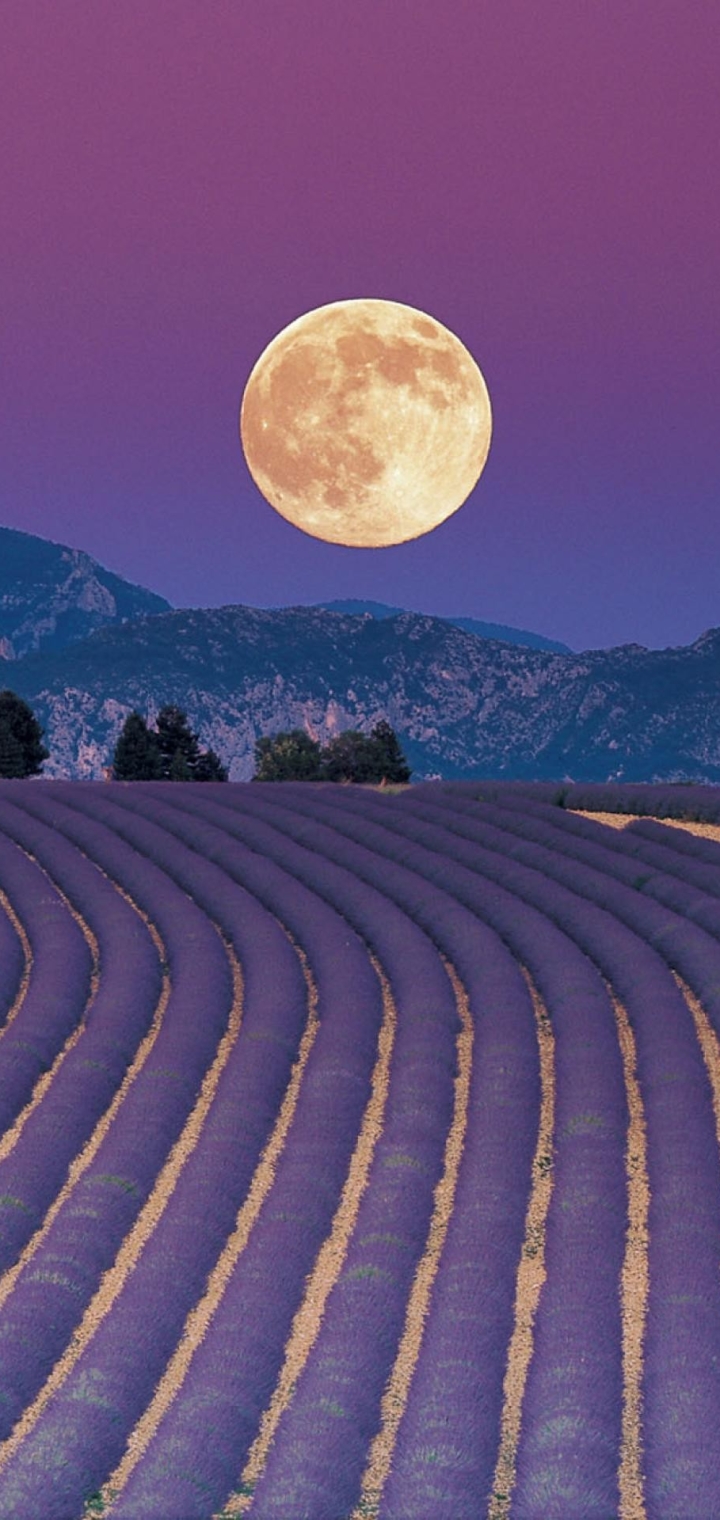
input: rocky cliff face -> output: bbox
[7,603,720,782]
[0,526,170,659]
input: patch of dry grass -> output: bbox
[572,811,720,844]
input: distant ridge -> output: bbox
[6,601,719,783]
[0,525,170,659]
[1,526,717,784]
[313,598,573,654]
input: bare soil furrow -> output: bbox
[675,970,720,1153]
[218,951,396,1519]
[0,847,99,1164]
[1,784,717,1516]
[0,926,242,1477]
[488,966,555,1520]
[350,956,472,1520]
[0,876,169,1316]
[0,889,32,1041]
[95,936,318,1515]
[609,981,649,1520]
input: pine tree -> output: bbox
[368,720,411,783]
[0,726,27,779]
[0,690,49,778]
[155,705,201,780]
[112,706,227,782]
[194,748,229,782]
[169,748,192,781]
[112,713,163,780]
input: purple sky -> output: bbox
[1,0,718,652]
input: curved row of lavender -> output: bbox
[159,786,537,1520]
[393,787,720,1043]
[150,784,720,1520]
[0,817,93,1143]
[0,798,162,1273]
[0,792,237,1516]
[82,785,459,1520]
[224,785,632,1518]
[404,783,720,913]
[218,787,628,1520]
[0,781,719,1517]
[0,837,33,1040]
[630,815,720,868]
[402,785,720,1514]
[420,777,720,825]
[0,786,384,1520]
[325,782,720,1516]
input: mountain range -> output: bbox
[313,599,572,654]
[0,525,718,783]
[0,525,169,659]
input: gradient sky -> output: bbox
[1,0,718,652]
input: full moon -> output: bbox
[239,298,492,547]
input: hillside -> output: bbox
[0,525,170,659]
[5,602,720,781]
[315,597,573,653]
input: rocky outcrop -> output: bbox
[7,603,720,783]
[0,526,170,659]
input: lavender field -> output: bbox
[0,780,719,1520]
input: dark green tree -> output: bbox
[253,730,323,781]
[253,722,410,784]
[111,705,227,781]
[169,748,192,781]
[194,748,229,782]
[321,729,378,783]
[112,712,163,781]
[367,720,411,783]
[0,726,27,779]
[0,690,49,778]
[155,705,201,780]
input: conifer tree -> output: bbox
[111,705,228,781]
[155,705,201,780]
[0,726,27,779]
[368,719,411,783]
[169,747,192,781]
[112,712,163,780]
[194,748,229,781]
[0,690,49,778]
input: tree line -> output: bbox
[253,721,410,783]
[0,691,411,784]
[112,707,228,780]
